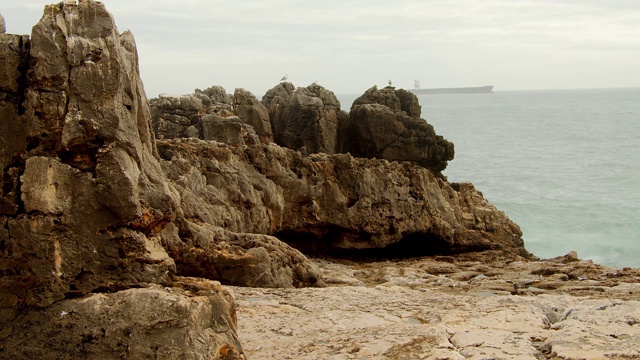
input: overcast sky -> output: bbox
[3,0,640,98]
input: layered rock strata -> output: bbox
[0,2,245,358]
[157,138,527,259]
[5,1,623,358]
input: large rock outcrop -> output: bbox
[1,0,178,311]
[157,139,527,259]
[346,86,455,175]
[2,1,539,358]
[0,2,248,358]
[263,82,348,154]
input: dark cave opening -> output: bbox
[275,226,482,261]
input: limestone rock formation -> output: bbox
[151,86,237,141]
[233,88,272,142]
[263,82,348,154]
[0,32,29,215]
[157,138,527,259]
[151,88,267,149]
[352,85,422,118]
[0,2,247,357]
[346,86,455,175]
[196,84,231,106]
[1,0,178,311]
[1,280,242,359]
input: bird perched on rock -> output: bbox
[388,79,392,86]
[280,74,288,82]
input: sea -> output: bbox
[337,88,640,268]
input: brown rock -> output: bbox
[263,82,347,154]
[352,85,421,118]
[151,94,206,139]
[0,33,29,214]
[0,283,243,359]
[1,2,243,357]
[161,221,323,288]
[233,88,273,142]
[347,86,455,175]
[157,138,527,259]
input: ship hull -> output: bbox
[409,85,494,95]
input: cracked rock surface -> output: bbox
[233,252,640,359]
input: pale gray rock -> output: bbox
[196,85,231,106]
[160,221,323,288]
[352,85,422,118]
[151,94,206,139]
[233,256,640,359]
[0,12,5,33]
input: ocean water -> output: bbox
[337,88,640,268]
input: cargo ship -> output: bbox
[408,80,494,95]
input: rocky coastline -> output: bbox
[0,2,638,359]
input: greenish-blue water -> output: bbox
[338,88,640,268]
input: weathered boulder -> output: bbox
[0,2,245,358]
[157,138,527,259]
[150,88,267,148]
[196,85,232,108]
[263,82,347,154]
[160,221,323,288]
[201,114,262,146]
[157,138,323,287]
[233,88,272,142]
[151,94,207,139]
[1,281,243,359]
[0,12,5,34]
[352,85,421,118]
[346,86,454,175]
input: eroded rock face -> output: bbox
[0,13,5,34]
[352,85,422,118]
[0,2,244,358]
[347,86,455,175]
[1,281,243,359]
[157,138,527,259]
[233,88,272,142]
[263,82,348,154]
[1,0,179,312]
[150,88,266,149]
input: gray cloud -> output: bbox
[3,0,639,97]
